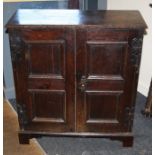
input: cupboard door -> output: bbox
[76,28,133,133]
[10,28,75,132]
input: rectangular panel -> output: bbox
[86,76,124,91]
[86,91,122,124]
[29,91,66,123]
[86,29,128,41]
[28,75,65,90]
[86,41,127,76]
[25,40,65,77]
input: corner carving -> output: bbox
[124,106,134,130]
[130,37,143,66]
[9,35,23,63]
[17,103,28,129]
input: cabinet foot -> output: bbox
[110,136,133,147]
[122,137,133,147]
[18,133,30,144]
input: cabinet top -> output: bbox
[6,9,147,29]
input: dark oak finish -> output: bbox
[6,9,147,147]
[6,10,147,29]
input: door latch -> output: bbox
[78,76,87,92]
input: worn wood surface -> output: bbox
[6,10,147,29]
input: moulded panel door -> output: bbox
[10,28,75,132]
[76,28,134,133]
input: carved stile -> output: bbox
[130,37,143,73]
[9,35,23,63]
[124,107,135,130]
[17,104,28,130]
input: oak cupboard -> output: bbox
[6,9,147,147]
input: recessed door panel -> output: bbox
[86,41,125,76]
[29,91,66,123]
[26,40,65,76]
[86,92,121,124]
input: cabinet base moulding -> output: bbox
[18,131,133,147]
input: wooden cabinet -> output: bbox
[6,10,147,147]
